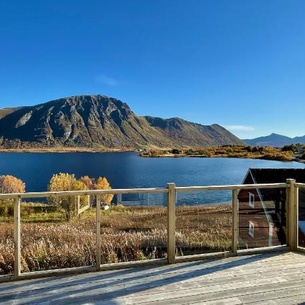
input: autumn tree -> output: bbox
[80,176,113,205]
[48,173,88,220]
[0,175,25,215]
[95,177,113,205]
[0,175,25,194]
[79,175,95,190]
[72,179,90,209]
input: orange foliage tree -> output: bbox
[0,175,25,193]
[95,177,114,205]
[0,175,25,215]
[48,173,113,220]
[80,176,113,205]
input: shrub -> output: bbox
[95,177,113,205]
[48,173,88,221]
[80,176,113,205]
[0,205,5,216]
[0,175,25,194]
[0,175,25,216]
[48,173,113,220]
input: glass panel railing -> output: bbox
[175,190,232,256]
[238,187,287,250]
[99,192,167,264]
[20,195,93,273]
[116,192,166,206]
[0,198,14,278]
[0,183,293,281]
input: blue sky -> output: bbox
[1,0,305,139]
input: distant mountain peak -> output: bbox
[243,133,305,147]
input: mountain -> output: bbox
[0,95,243,149]
[243,133,305,147]
[0,107,20,119]
[294,135,305,143]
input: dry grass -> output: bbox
[175,205,232,254]
[140,145,298,162]
[0,204,232,274]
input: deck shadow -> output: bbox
[0,251,293,304]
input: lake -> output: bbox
[0,152,304,205]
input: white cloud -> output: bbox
[96,75,119,86]
[225,125,255,132]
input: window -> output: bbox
[249,221,255,238]
[249,192,255,208]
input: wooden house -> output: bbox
[238,168,305,249]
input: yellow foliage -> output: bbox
[0,175,25,193]
[48,173,76,192]
[72,179,88,191]
[95,177,114,205]
[48,174,114,219]
[79,175,94,189]
[79,176,114,205]
[48,173,82,220]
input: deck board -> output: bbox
[1,251,305,304]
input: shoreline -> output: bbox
[0,147,136,153]
[0,147,304,164]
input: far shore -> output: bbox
[0,147,136,153]
[0,144,304,164]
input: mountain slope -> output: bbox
[294,135,305,143]
[0,95,243,149]
[0,107,20,119]
[243,133,305,147]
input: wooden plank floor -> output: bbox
[1,251,305,304]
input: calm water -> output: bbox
[0,152,304,205]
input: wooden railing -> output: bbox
[0,179,303,282]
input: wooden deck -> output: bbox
[1,251,305,304]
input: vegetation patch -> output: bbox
[140,144,305,162]
[0,204,232,274]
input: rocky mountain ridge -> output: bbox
[243,133,305,147]
[0,95,243,149]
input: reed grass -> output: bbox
[0,204,232,274]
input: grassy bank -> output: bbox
[0,204,232,274]
[140,144,305,162]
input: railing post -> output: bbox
[287,179,297,250]
[96,195,101,270]
[295,185,299,248]
[14,197,21,279]
[167,183,176,264]
[232,189,238,255]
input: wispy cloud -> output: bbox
[95,75,119,86]
[225,125,255,132]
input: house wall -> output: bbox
[239,168,305,249]
[238,188,282,249]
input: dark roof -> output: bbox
[247,168,305,184]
